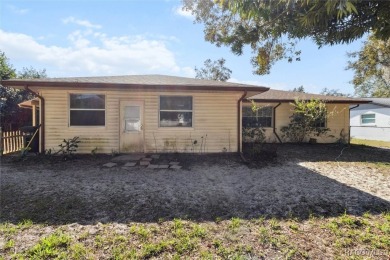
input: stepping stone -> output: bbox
[147,164,159,169]
[141,158,153,161]
[140,161,150,166]
[151,154,160,159]
[170,165,182,169]
[124,162,137,167]
[158,165,169,169]
[169,162,180,165]
[103,162,117,168]
[112,154,144,162]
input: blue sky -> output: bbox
[0,0,366,95]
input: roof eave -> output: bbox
[1,80,269,92]
[370,102,390,108]
[246,99,371,104]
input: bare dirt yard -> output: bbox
[1,144,389,259]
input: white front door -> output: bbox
[120,101,144,153]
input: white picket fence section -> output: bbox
[0,130,24,155]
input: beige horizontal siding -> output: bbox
[41,89,242,153]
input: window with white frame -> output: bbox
[242,106,273,128]
[361,113,375,124]
[69,94,105,126]
[159,96,192,127]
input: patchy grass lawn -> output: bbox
[351,138,390,149]
[0,213,389,259]
[1,144,390,259]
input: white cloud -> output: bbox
[0,28,191,77]
[7,5,29,15]
[181,67,196,78]
[62,16,102,29]
[173,5,194,19]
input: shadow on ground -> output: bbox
[277,143,390,163]
[1,144,389,224]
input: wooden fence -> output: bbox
[0,130,24,155]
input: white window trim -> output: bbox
[68,93,106,128]
[158,95,194,128]
[361,113,376,125]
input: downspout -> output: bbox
[273,103,282,143]
[237,91,247,153]
[348,104,360,144]
[24,86,45,153]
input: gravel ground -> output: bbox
[1,144,389,224]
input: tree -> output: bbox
[280,99,329,143]
[0,51,47,130]
[320,88,351,97]
[18,66,47,79]
[291,86,305,93]
[347,35,390,97]
[0,51,16,80]
[183,0,390,75]
[195,58,232,81]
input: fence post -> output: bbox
[5,131,9,154]
[0,127,3,156]
[12,131,15,153]
[19,130,23,151]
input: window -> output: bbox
[312,117,326,128]
[305,108,326,128]
[69,94,105,126]
[242,106,272,127]
[124,106,141,132]
[361,113,375,124]
[159,96,192,127]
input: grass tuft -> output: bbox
[3,239,15,251]
[130,224,151,241]
[27,232,71,259]
[269,218,281,231]
[229,217,242,231]
[190,223,207,238]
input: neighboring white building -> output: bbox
[350,98,390,142]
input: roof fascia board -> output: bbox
[246,99,371,104]
[1,80,269,92]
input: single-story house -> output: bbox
[350,98,390,142]
[2,75,268,153]
[1,75,368,153]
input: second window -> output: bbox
[242,106,273,128]
[159,96,193,127]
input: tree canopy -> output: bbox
[18,66,47,79]
[320,88,351,97]
[183,0,390,75]
[0,51,47,130]
[347,35,390,97]
[195,58,232,81]
[291,86,305,93]
[0,51,16,80]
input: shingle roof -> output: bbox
[361,98,390,107]
[1,74,269,92]
[248,89,369,104]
